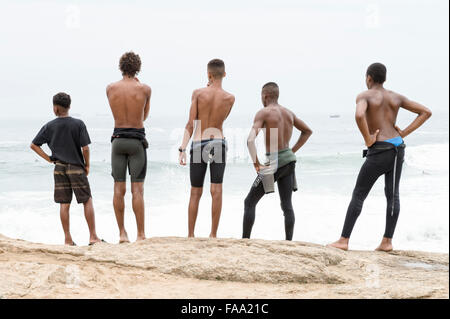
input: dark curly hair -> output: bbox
[366,62,387,84]
[119,51,141,77]
[53,92,71,108]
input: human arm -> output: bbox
[291,114,313,153]
[395,96,432,138]
[224,95,235,121]
[30,125,52,163]
[179,90,199,165]
[143,85,152,121]
[30,143,53,163]
[82,145,90,175]
[247,110,265,172]
[355,93,380,147]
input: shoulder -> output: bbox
[46,118,58,126]
[224,91,235,103]
[255,108,269,119]
[280,105,294,115]
[386,89,405,102]
[220,88,234,99]
[106,81,119,94]
[37,122,50,133]
[192,88,205,98]
[43,118,60,129]
[139,82,151,95]
[356,90,371,101]
[106,81,119,90]
[71,118,87,128]
[356,90,379,104]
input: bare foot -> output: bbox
[89,239,106,246]
[375,239,393,252]
[64,236,75,246]
[327,238,349,251]
[209,233,217,239]
[119,231,130,244]
[188,233,195,238]
[89,235,101,246]
[136,235,146,241]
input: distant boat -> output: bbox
[329,114,341,118]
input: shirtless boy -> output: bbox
[106,52,152,243]
[178,59,235,238]
[329,63,432,252]
[243,82,313,240]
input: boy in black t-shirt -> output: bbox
[31,92,102,246]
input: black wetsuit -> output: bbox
[243,162,297,241]
[341,141,406,239]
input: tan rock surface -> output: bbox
[0,234,447,299]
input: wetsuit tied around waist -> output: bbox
[243,148,298,241]
[111,128,148,183]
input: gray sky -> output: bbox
[0,0,448,118]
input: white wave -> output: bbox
[405,143,449,172]
[0,141,27,146]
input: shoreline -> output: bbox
[0,234,448,299]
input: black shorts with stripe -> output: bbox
[54,162,92,204]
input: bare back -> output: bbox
[107,78,151,129]
[192,87,235,141]
[361,88,402,141]
[261,105,294,152]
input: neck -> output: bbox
[266,101,279,107]
[370,83,384,89]
[208,78,223,88]
[122,75,135,81]
[58,114,69,118]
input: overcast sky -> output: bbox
[0,0,448,119]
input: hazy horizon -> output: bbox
[0,0,448,119]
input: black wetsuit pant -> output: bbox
[341,142,406,239]
[243,162,296,241]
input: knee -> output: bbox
[280,200,294,215]
[131,187,144,198]
[352,189,367,202]
[191,187,203,199]
[244,195,254,209]
[114,185,126,197]
[351,190,366,207]
[210,186,222,199]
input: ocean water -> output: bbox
[0,111,448,252]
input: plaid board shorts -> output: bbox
[54,162,92,204]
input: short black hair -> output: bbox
[53,92,71,108]
[207,59,225,78]
[262,82,279,100]
[119,51,141,77]
[366,63,387,84]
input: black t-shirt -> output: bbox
[32,117,91,167]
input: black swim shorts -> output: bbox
[190,139,227,187]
